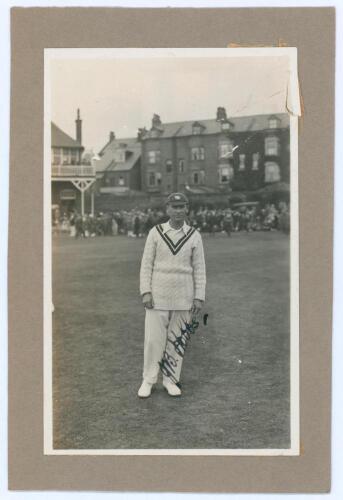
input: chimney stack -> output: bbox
[109,131,115,142]
[152,113,162,128]
[75,108,82,144]
[216,106,227,122]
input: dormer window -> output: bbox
[192,122,204,135]
[268,116,280,129]
[115,150,126,163]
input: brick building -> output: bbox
[139,109,290,196]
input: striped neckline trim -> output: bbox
[156,224,196,255]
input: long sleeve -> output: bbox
[140,228,157,296]
[192,234,206,301]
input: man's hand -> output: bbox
[191,299,204,316]
[142,292,154,309]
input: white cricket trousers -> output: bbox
[143,309,192,385]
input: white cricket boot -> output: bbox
[163,380,182,397]
[138,380,153,398]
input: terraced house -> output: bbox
[139,108,290,196]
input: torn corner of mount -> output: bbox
[286,73,302,118]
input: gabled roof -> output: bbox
[51,122,83,149]
[96,137,141,173]
[98,136,139,156]
[143,113,289,139]
[105,150,141,172]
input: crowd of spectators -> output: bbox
[53,202,290,238]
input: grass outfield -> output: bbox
[52,231,290,449]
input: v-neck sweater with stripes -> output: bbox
[140,221,206,310]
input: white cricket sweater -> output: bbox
[140,221,206,310]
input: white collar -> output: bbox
[162,220,190,234]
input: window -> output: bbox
[52,148,61,165]
[265,162,281,182]
[219,142,233,159]
[147,171,162,187]
[265,137,279,156]
[192,170,205,185]
[115,150,125,163]
[219,165,234,184]
[166,160,173,173]
[118,176,125,186]
[239,154,246,170]
[252,152,259,170]
[192,122,204,135]
[148,172,156,186]
[221,121,230,131]
[147,150,159,164]
[62,148,71,165]
[191,147,205,160]
[60,189,76,200]
[178,159,185,173]
[269,118,278,129]
[70,149,78,165]
[192,126,202,135]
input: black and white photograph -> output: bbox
[44,48,300,455]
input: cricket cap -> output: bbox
[166,192,189,206]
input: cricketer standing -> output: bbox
[138,193,206,398]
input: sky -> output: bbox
[50,51,290,153]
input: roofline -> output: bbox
[98,140,111,156]
[144,112,289,128]
[51,144,85,150]
[98,139,141,156]
[51,121,84,149]
[100,154,141,173]
[142,126,290,141]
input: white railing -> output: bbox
[51,164,96,177]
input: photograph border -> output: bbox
[8,7,334,492]
[44,47,300,456]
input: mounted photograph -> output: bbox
[44,48,300,455]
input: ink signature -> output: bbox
[159,316,200,387]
